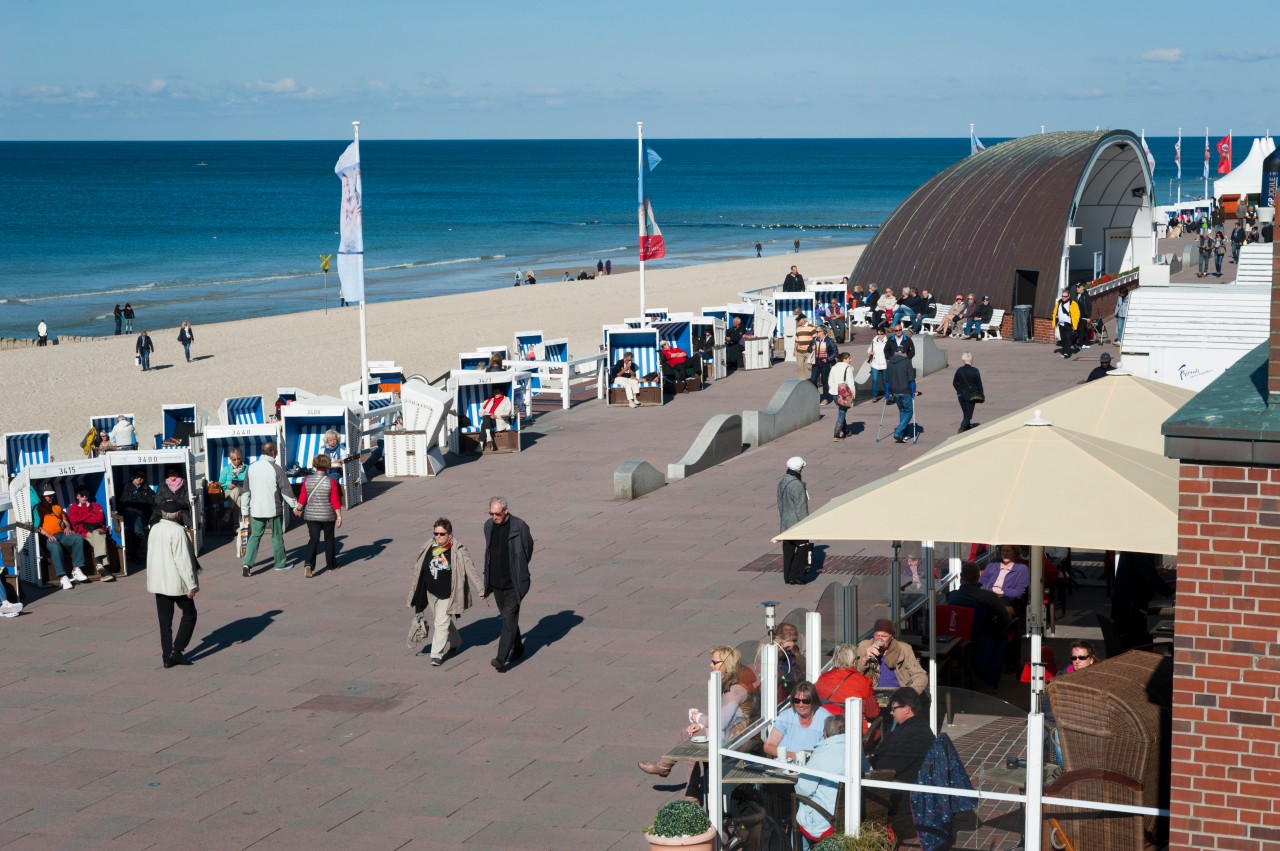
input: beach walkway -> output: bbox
[0,335,1089,850]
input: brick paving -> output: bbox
[0,335,1088,849]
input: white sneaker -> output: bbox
[0,601,21,614]
[71,568,89,583]
[60,576,74,590]
[0,610,16,619]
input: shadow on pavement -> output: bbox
[186,609,283,661]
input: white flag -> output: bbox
[335,141,365,303]
[1140,131,1155,176]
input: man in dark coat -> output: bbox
[1073,283,1092,349]
[782,265,805,292]
[871,687,937,820]
[886,350,916,443]
[482,497,535,672]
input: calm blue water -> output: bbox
[0,136,1191,337]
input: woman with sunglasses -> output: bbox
[1064,640,1098,673]
[763,681,830,761]
[638,646,756,780]
[407,517,484,667]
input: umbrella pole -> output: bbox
[1026,544,1046,848]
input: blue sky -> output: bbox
[3,0,1275,140]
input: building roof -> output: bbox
[850,130,1150,317]
[1163,340,1280,463]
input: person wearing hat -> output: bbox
[854,618,928,692]
[34,487,89,591]
[777,457,810,585]
[937,294,966,338]
[147,505,200,668]
[963,295,994,339]
[1086,351,1116,382]
[119,469,157,564]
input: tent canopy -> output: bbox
[777,420,1178,554]
[1215,136,1276,199]
[908,372,1194,465]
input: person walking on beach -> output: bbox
[794,238,801,253]
[596,259,605,276]
[755,241,763,258]
[177,321,195,362]
[135,331,154,371]
[123,303,135,333]
[409,517,484,666]
[147,506,199,668]
[241,441,299,577]
[777,457,810,585]
[113,304,123,336]
[482,497,534,672]
[952,352,984,433]
[605,259,612,275]
[36,320,48,347]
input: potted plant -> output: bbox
[811,820,894,851]
[644,800,717,849]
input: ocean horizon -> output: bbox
[0,136,1195,338]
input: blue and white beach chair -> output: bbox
[604,327,663,407]
[9,458,116,586]
[772,293,817,338]
[219,396,266,426]
[280,395,363,508]
[448,371,530,455]
[155,404,210,451]
[3,431,51,480]
[107,447,203,557]
[654,320,702,392]
[514,330,544,362]
[644,307,670,323]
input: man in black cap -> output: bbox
[1074,283,1093,349]
[1086,352,1115,382]
[963,295,993,339]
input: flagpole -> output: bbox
[1204,127,1209,205]
[353,120,370,420]
[637,121,645,318]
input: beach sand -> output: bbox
[0,245,862,460]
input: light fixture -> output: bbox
[761,601,779,640]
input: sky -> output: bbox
[3,0,1276,141]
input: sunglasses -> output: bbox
[890,704,906,711]
[791,698,813,705]
[488,511,506,517]
[1071,655,1091,661]
[710,659,724,666]
[433,531,449,537]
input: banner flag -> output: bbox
[970,130,986,156]
[334,141,365,304]
[646,147,662,171]
[1141,130,1155,175]
[639,199,665,261]
[1217,134,1232,175]
[1174,132,1181,180]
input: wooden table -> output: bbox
[663,739,709,764]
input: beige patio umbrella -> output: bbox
[906,371,1194,466]
[777,416,1178,554]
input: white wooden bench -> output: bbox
[920,304,951,336]
[979,308,1006,340]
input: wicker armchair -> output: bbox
[1043,768,1143,850]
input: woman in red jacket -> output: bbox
[68,487,114,581]
[815,643,879,732]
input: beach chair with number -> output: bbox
[604,326,663,407]
[448,371,529,455]
[280,396,363,509]
[9,458,119,586]
[219,396,266,426]
[203,422,281,553]
[107,447,203,558]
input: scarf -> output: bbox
[166,476,184,494]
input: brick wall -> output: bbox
[1168,461,1280,849]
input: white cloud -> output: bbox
[367,80,387,91]
[251,77,300,93]
[145,79,168,94]
[1139,48,1184,63]
[1062,87,1106,100]
[18,84,65,98]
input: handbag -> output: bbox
[406,612,429,648]
[837,383,854,408]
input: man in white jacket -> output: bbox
[241,441,299,576]
[147,509,199,668]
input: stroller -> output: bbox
[1089,317,1110,347]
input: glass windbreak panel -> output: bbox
[815,582,842,656]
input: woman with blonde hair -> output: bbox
[638,645,756,778]
[815,643,879,731]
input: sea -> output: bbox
[0,136,1192,338]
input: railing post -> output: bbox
[805,611,821,678]
[1025,710,1045,851]
[708,670,723,836]
[762,641,779,723]
[845,696,863,835]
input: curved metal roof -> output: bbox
[851,130,1151,318]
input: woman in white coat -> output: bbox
[827,352,856,441]
[867,326,888,402]
[146,509,200,668]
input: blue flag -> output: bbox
[646,147,662,171]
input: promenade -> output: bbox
[0,335,1090,849]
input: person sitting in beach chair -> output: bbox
[120,469,157,564]
[659,340,700,392]
[100,415,136,451]
[35,487,90,590]
[318,429,347,482]
[218,447,251,527]
[610,351,644,408]
[479,386,513,453]
[68,486,115,581]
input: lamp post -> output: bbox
[889,541,902,627]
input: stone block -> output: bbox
[613,460,666,501]
[667,414,743,481]
[742,380,819,448]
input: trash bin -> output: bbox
[1013,304,1033,342]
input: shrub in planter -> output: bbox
[648,800,711,838]
[811,820,894,851]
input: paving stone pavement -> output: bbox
[0,336,1089,849]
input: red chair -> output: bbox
[935,605,977,697]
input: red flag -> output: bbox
[1217,134,1232,174]
[639,199,665,261]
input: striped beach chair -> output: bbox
[3,431,51,479]
[604,327,663,407]
[644,307,669,322]
[514,330,544,362]
[449,372,525,455]
[280,396,362,508]
[459,351,492,371]
[107,447,202,556]
[9,459,113,586]
[772,294,817,338]
[726,304,757,334]
[205,427,277,483]
[623,317,648,329]
[156,404,209,450]
[220,396,265,426]
[90,413,135,439]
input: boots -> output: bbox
[638,757,676,777]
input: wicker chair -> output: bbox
[1044,769,1144,850]
[1044,649,1171,847]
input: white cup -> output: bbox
[779,749,789,766]
[794,750,808,768]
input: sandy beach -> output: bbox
[0,245,862,461]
